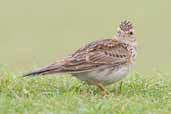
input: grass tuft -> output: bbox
[0,69,171,114]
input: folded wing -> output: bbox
[23,39,130,76]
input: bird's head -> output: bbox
[116,20,136,44]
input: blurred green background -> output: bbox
[0,0,170,75]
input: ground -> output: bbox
[0,69,171,114]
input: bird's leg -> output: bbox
[97,83,110,95]
[87,80,110,95]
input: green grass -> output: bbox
[0,1,171,113]
[0,69,171,114]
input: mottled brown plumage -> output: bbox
[24,20,137,93]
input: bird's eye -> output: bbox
[129,31,133,35]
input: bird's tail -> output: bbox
[23,63,64,77]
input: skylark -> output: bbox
[24,20,137,93]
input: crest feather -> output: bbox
[120,20,133,32]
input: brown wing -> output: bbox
[24,39,130,76]
[56,39,130,72]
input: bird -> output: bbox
[24,20,137,94]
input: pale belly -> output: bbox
[72,64,132,85]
